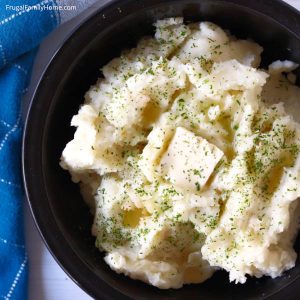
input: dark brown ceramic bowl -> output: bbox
[22,0,300,299]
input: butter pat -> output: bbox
[160,127,224,192]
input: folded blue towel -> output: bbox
[0,1,97,299]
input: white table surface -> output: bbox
[25,0,300,299]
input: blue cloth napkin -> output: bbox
[0,1,97,299]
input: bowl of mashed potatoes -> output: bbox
[23,0,300,299]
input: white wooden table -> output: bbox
[25,0,300,299]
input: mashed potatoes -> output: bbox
[60,18,300,288]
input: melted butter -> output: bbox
[218,114,235,160]
[123,208,149,228]
[266,166,283,195]
[142,101,161,127]
[183,266,204,283]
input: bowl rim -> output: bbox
[22,0,300,299]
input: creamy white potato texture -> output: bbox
[61,18,300,289]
